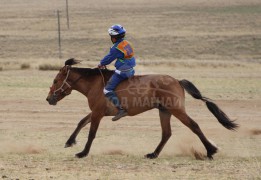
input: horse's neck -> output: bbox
[73,75,104,98]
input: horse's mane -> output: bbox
[71,67,114,77]
[65,58,114,78]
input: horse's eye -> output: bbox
[53,80,58,84]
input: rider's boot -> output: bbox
[105,92,128,121]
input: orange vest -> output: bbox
[116,40,134,59]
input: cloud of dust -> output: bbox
[0,141,44,154]
[171,134,207,160]
[248,128,261,136]
[168,127,261,159]
[85,126,261,159]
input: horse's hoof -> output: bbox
[75,152,87,158]
[206,148,217,160]
[64,139,76,148]
[145,153,158,159]
[207,155,214,160]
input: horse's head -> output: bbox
[46,58,81,105]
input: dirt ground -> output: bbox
[0,0,261,179]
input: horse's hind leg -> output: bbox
[145,108,172,159]
[171,109,218,159]
[65,112,92,148]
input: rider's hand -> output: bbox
[98,64,106,69]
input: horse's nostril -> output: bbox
[46,98,49,101]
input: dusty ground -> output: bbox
[0,0,261,179]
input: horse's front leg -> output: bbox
[75,112,103,158]
[65,113,92,148]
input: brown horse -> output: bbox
[46,58,238,159]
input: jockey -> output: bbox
[98,24,136,121]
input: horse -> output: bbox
[46,58,238,159]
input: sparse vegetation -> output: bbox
[20,63,30,70]
[39,64,61,71]
[0,0,261,179]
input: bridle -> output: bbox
[50,68,72,96]
[50,67,82,97]
[50,66,105,98]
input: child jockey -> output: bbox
[98,24,136,121]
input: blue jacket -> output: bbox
[100,39,136,70]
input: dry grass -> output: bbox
[0,0,261,62]
[39,64,61,71]
[20,63,30,70]
[0,0,261,179]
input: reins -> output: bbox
[98,68,106,87]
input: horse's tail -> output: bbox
[179,79,238,130]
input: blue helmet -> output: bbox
[108,24,126,37]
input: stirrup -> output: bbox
[112,109,128,121]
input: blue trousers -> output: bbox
[104,69,135,109]
[104,69,135,93]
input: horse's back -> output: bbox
[115,74,185,113]
[120,74,183,93]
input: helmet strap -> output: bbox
[111,37,117,44]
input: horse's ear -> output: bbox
[65,58,81,66]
